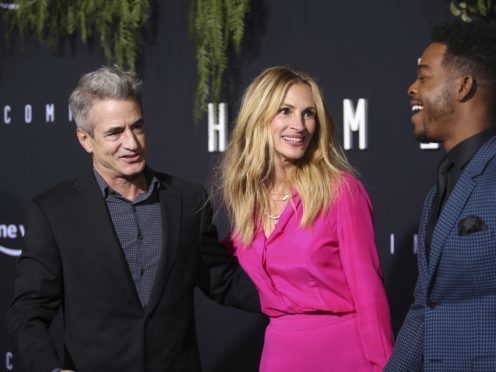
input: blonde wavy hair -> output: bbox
[219,66,352,245]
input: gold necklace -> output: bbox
[270,192,290,202]
[265,194,290,222]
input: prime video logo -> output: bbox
[0,224,23,257]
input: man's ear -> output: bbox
[456,75,476,101]
[76,128,93,154]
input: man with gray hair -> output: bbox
[7,65,259,372]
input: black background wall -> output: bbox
[0,1,455,371]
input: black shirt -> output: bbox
[425,130,495,252]
[94,167,163,307]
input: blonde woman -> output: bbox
[219,66,393,371]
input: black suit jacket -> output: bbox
[7,169,260,372]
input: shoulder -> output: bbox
[326,172,373,217]
[336,172,370,200]
[153,170,205,195]
[32,178,79,207]
[152,170,208,211]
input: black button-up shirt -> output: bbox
[94,168,164,307]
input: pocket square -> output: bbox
[458,215,487,236]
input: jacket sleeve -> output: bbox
[384,275,424,371]
[7,200,62,371]
[196,196,261,313]
[384,187,435,372]
[336,176,394,370]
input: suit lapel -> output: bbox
[419,187,435,278]
[428,175,475,278]
[427,136,496,281]
[146,184,182,316]
[71,171,140,304]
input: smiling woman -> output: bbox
[270,83,317,169]
[216,66,394,372]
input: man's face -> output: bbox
[77,98,147,183]
[408,43,456,143]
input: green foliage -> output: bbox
[1,0,150,70]
[450,0,494,22]
[190,0,250,122]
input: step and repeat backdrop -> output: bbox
[1,1,455,371]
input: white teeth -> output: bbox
[412,104,423,112]
[283,136,303,143]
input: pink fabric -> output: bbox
[230,175,394,371]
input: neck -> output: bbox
[270,159,294,193]
[444,101,494,152]
[96,169,147,201]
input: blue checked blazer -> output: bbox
[385,136,496,372]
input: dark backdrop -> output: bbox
[0,1,454,371]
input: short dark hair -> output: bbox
[432,21,496,95]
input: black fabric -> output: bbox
[425,156,453,256]
[7,168,261,372]
[425,130,495,258]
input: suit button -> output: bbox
[144,364,151,371]
[428,299,437,309]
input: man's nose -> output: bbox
[121,127,139,149]
[408,80,418,96]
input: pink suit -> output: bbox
[230,175,394,371]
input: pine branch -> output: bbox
[191,0,250,122]
[1,0,150,70]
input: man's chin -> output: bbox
[121,163,146,179]
[414,131,437,144]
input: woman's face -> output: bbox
[270,83,317,168]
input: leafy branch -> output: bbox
[190,0,250,122]
[1,0,150,70]
[1,0,251,121]
[450,0,495,22]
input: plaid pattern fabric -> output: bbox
[385,136,496,372]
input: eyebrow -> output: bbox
[280,103,316,110]
[131,118,144,126]
[103,118,144,134]
[417,64,432,72]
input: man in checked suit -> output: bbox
[385,21,496,371]
[7,66,259,372]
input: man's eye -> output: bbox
[105,132,121,140]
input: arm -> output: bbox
[196,197,261,313]
[383,276,425,371]
[336,177,394,370]
[7,200,62,371]
[384,189,433,372]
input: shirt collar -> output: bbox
[446,129,495,171]
[93,167,161,199]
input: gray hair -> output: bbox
[69,65,143,133]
